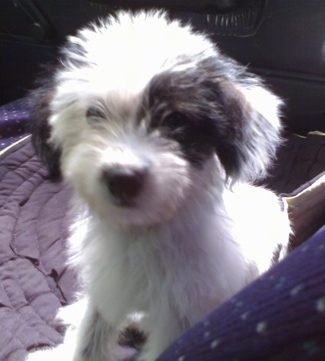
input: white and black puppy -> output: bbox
[27,10,290,361]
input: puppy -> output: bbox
[27,10,290,361]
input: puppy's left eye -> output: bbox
[163,111,188,131]
[86,106,106,121]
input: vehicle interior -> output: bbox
[0,1,324,360]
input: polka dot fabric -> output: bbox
[157,226,325,361]
[0,98,30,151]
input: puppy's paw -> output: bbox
[110,345,139,361]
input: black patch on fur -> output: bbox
[145,54,278,180]
[28,34,90,181]
[145,56,253,174]
[118,325,147,351]
[28,65,62,180]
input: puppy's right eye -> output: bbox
[163,111,188,131]
[86,106,106,121]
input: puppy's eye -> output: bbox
[86,106,106,121]
[163,111,188,131]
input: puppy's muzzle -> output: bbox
[102,165,148,207]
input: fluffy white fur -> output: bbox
[27,10,290,361]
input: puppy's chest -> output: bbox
[90,225,217,310]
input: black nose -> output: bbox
[102,166,147,205]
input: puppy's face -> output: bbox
[31,11,282,227]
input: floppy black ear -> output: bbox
[213,78,283,183]
[28,75,62,181]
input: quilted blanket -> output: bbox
[0,99,325,361]
[0,137,77,361]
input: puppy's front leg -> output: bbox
[27,301,115,361]
[73,303,139,361]
[73,303,113,361]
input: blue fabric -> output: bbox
[0,98,30,151]
[158,226,325,361]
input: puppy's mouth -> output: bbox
[111,197,137,208]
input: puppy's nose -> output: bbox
[102,166,147,205]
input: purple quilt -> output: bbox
[0,99,325,361]
[0,137,78,360]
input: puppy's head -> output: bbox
[31,11,282,226]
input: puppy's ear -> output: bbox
[214,78,283,183]
[28,75,62,181]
